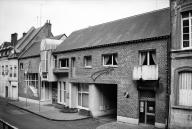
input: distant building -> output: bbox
[53,8,170,128]
[170,0,192,128]
[0,33,17,98]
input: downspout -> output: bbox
[166,2,172,129]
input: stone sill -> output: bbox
[172,105,192,111]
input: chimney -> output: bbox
[46,20,52,37]
[23,32,27,37]
[11,33,17,46]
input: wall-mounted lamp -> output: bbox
[124,91,129,98]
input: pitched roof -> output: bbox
[55,8,170,53]
[51,34,67,40]
[20,34,65,59]
[15,27,42,52]
[20,41,41,59]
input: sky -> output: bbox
[0,0,169,44]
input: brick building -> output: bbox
[53,8,170,128]
[170,0,192,128]
[18,21,53,102]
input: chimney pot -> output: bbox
[11,33,17,46]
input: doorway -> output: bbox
[5,86,8,98]
[52,82,57,104]
[139,91,155,125]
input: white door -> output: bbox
[12,86,17,99]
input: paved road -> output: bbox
[0,98,114,129]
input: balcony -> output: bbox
[53,67,69,74]
[133,65,158,80]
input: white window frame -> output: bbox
[58,81,67,104]
[25,73,38,89]
[84,56,92,68]
[77,84,89,110]
[59,58,69,68]
[102,53,118,67]
[14,65,17,77]
[139,51,156,66]
[181,12,192,49]
[178,72,192,106]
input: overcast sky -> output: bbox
[0,0,169,44]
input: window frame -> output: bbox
[20,63,23,70]
[139,50,156,66]
[59,58,69,68]
[9,65,12,77]
[25,73,38,89]
[174,67,192,108]
[77,83,89,109]
[181,11,192,49]
[84,55,92,68]
[102,53,118,67]
[14,65,17,77]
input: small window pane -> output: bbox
[183,34,189,40]
[183,20,189,27]
[183,41,190,47]
[183,27,189,33]
[113,54,118,65]
[182,12,189,18]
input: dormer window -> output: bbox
[182,11,192,49]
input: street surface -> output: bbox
[0,98,114,129]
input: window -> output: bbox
[63,82,67,103]
[182,11,192,48]
[84,56,92,67]
[58,82,62,103]
[5,65,8,75]
[2,65,4,75]
[139,51,156,65]
[54,56,57,68]
[103,53,118,66]
[60,58,69,68]
[178,72,192,106]
[9,66,12,77]
[20,63,23,70]
[58,81,67,104]
[41,51,48,72]
[78,84,89,108]
[25,73,38,89]
[14,65,17,77]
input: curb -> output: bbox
[8,102,91,121]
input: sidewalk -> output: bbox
[96,122,163,129]
[8,100,89,121]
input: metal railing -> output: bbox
[0,119,18,129]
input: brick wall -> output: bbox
[18,57,40,100]
[55,39,168,123]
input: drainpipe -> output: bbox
[166,2,172,128]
